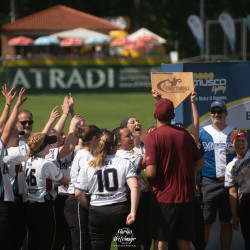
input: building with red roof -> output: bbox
[1,5,121,59]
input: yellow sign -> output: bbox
[151,72,194,109]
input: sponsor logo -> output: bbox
[157,78,190,93]
[193,72,227,95]
[202,142,234,152]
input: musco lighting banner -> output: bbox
[161,62,250,132]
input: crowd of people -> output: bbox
[0,83,249,250]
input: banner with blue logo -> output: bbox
[161,62,250,132]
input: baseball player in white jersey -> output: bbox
[45,147,73,195]
[225,130,250,248]
[67,148,93,195]
[75,131,140,250]
[2,130,30,250]
[0,86,27,250]
[25,132,69,250]
[4,131,29,200]
[76,154,138,205]
[45,146,74,250]
[25,157,64,202]
[113,126,149,249]
[65,125,103,250]
[43,113,84,250]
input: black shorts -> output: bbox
[151,202,196,242]
[200,177,232,224]
[88,201,137,249]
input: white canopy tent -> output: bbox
[127,27,167,44]
[50,27,110,40]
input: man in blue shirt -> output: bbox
[199,100,235,250]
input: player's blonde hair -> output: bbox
[89,131,117,168]
[26,132,46,157]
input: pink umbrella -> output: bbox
[59,38,84,47]
[125,41,154,51]
[136,35,159,43]
[110,38,132,47]
[8,36,34,46]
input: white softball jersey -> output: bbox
[75,154,137,206]
[0,140,14,201]
[132,142,145,157]
[25,157,64,203]
[116,149,146,191]
[45,148,73,195]
[4,144,29,202]
[67,149,93,194]
[225,149,250,195]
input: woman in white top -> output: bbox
[3,129,29,250]
[65,125,103,250]
[75,131,140,250]
[25,132,69,250]
[225,129,250,249]
[0,86,27,250]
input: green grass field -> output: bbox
[1,92,157,132]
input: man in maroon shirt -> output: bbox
[145,98,204,250]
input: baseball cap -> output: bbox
[154,98,175,120]
[231,131,247,143]
[32,134,57,155]
[210,101,227,111]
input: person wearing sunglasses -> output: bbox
[16,110,33,146]
[199,100,236,250]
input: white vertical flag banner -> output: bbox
[187,15,204,55]
[218,13,236,53]
[247,15,250,32]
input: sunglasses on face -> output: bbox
[19,120,33,126]
[211,109,224,115]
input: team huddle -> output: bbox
[0,84,250,250]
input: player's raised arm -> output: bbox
[42,106,60,134]
[57,114,85,160]
[0,84,17,135]
[1,87,27,147]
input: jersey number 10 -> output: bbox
[95,168,118,192]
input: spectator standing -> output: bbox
[16,110,33,146]
[199,100,235,250]
[225,129,250,250]
[145,98,204,250]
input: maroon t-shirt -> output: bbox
[145,124,203,204]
